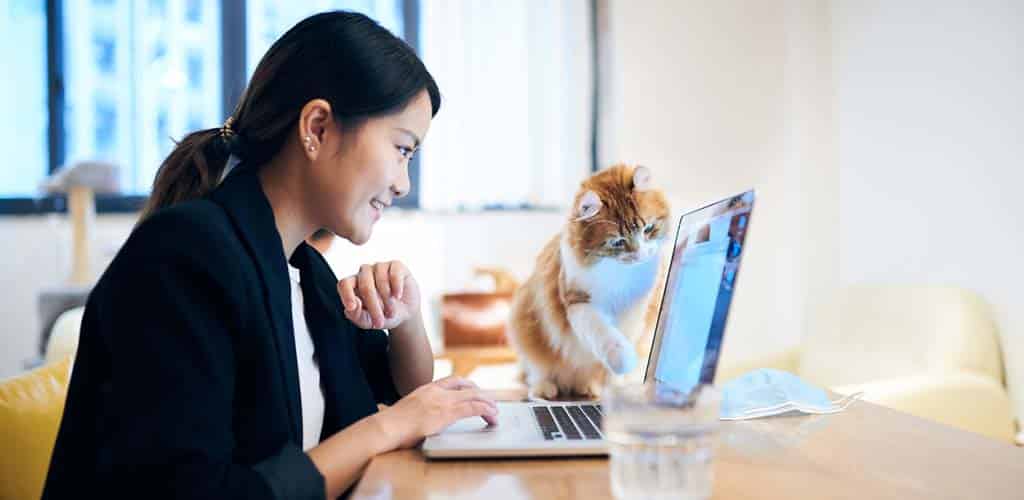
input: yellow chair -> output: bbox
[718,285,1018,442]
[0,355,73,500]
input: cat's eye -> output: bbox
[644,223,656,234]
[608,238,627,248]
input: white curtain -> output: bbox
[418,0,593,211]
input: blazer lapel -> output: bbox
[290,245,378,435]
[209,169,303,443]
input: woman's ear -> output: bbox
[299,99,334,159]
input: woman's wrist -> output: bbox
[389,307,424,337]
[306,409,404,497]
[366,409,402,455]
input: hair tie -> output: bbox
[217,116,248,157]
[219,116,236,141]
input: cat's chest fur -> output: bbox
[560,237,659,318]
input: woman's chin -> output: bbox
[350,221,376,245]
[349,229,371,245]
[329,220,371,246]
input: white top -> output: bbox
[288,264,325,451]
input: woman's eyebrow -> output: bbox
[395,127,421,148]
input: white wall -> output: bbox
[606,0,835,363]
[0,214,136,378]
[834,0,1024,422]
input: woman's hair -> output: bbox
[139,11,441,220]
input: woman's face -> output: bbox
[310,90,432,245]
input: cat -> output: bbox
[507,164,671,399]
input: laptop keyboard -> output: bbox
[532,404,604,441]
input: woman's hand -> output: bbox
[372,376,499,450]
[337,260,421,330]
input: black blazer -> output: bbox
[43,168,401,499]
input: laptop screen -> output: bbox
[643,190,755,392]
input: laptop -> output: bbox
[422,190,756,458]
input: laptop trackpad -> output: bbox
[435,403,533,440]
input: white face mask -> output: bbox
[719,369,862,420]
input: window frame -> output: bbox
[0,0,422,214]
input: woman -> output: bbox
[43,11,498,499]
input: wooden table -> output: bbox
[434,346,517,378]
[351,390,1024,499]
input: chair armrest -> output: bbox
[44,306,85,364]
[715,346,801,384]
[833,372,1016,443]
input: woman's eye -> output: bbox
[397,146,415,159]
[608,238,626,248]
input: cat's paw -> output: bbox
[604,340,639,375]
[529,380,560,400]
[574,380,604,400]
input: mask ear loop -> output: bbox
[777,391,866,416]
[830,391,864,411]
[731,391,865,418]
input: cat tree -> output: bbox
[42,160,120,284]
[30,161,120,366]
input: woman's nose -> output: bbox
[391,165,411,198]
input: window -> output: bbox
[0,0,48,198]
[246,0,404,78]
[1,1,594,214]
[1,0,414,213]
[418,0,593,211]
[61,0,222,196]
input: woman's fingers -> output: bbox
[373,264,393,316]
[357,264,385,328]
[433,377,498,421]
[337,277,359,312]
[388,261,407,301]
[448,387,499,420]
[338,277,373,328]
[453,400,500,426]
[339,261,414,329]
[434,376,479,391]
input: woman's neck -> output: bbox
[258,156,316,260]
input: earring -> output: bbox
[303,135,315,153]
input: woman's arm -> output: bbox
[339,261,434,396]
[387,311,434,395]
[310,376,500,497]
[306,413,391,497]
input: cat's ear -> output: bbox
[632,165,652,191]
[574,190,602,221]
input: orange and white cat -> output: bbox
[507,164,671,399]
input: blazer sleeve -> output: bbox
[97,212,325,500]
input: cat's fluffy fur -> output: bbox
[507,164,670,399]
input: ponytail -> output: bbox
[139,127,228,221]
